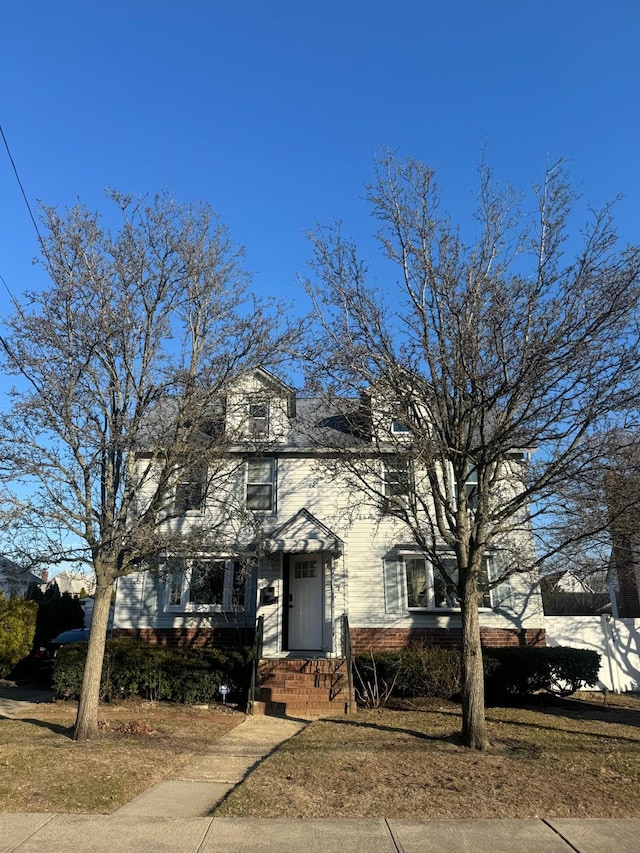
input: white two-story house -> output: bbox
[112,368,545,712]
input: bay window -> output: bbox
[165,557,245,612]
[404,553,492,609]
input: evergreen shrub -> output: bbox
[0,596,38,677]
[484,645,601,700]
[53,638,253,704]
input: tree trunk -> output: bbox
[460,576,488,750]
[73,579,113,741]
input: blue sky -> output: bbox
[1,0,638,325]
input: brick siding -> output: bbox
[349,626,546,653]
[111,627,253,649]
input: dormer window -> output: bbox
[391,419,411,434]
[390,401,412,435]
[248,402,269,437]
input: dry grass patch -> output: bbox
[217,693,640,819]
[0,698,243,813]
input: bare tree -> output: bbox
[539,428,640,609]
[0,191,296,741]
[302,151,640,749]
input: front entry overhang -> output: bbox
[263,508,343,556]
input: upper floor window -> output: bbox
[247,402,269,437]
[174,463,206,514]
[246,458,275,511]
[391,419,411,434]
[383,459,412,514]
[165,557,245,612]
[464,465,479,510]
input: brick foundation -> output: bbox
[349,626,546,653]
[111,627,253,649]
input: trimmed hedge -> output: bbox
[484,646,601,700]
[53,638,253,704]
[353,644,601,706]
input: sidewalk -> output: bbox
[1,692,640,852]
[3,815,640,853]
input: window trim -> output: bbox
[174,463,207,515]
[400,550,495,612]
[382,458,412,514]
[247,401,269,438]
[391,419,411,434]
[246,457,276,512]
[164,556,246,613]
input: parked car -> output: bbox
[49,628,90,654]
[32,629,90,680]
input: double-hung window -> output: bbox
[165,557,245,612]
[174,463,207,514]
[383,458,412,514]
[247,402,269,437]
[464,465,479,510]
[404,554,492,610]
[246,458,275,511]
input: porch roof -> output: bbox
[263,508,343,556]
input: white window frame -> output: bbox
[164,556,246,613]
[246,457,276,512]
[247,401,269,438]
[174,463,207,515]
[391,418,411,434]
[383,458,412,514]
[401,551,495,611]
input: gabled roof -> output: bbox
[0,557,43,597]
[264,508,343,555]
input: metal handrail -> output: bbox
[247,614,264,714]
[341,613,355,714]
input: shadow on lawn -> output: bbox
[3,715,74,738]
[504,695,640,731]
[316,714,466,747]
[422,700,640,746]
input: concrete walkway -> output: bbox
[115,714,306,818]
[0,683,55,717]
[2,687,640,852]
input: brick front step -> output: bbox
[255,657,355,718]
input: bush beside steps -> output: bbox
[353,644,601,708]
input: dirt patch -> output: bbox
[216,693,640,819]
[0,697,243,813]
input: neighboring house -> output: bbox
[48,570,96,598]
[541,570,611,616]
[113,369,545,712]
[0,556,43,599]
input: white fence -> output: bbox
[544,615,640,692]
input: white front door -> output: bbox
[288,554,323,650]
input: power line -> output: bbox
[0,122,45,249]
